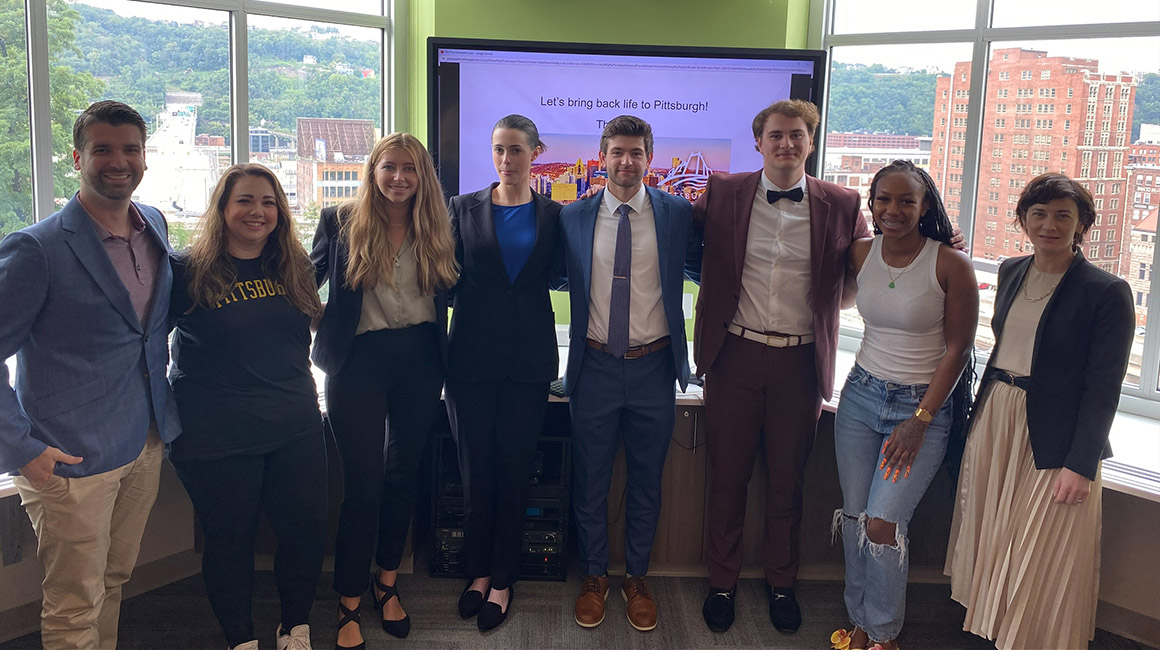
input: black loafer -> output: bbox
[477,586,512,632]
[765,584,801,633]
[458,582,485,619]
[702,587,736,633]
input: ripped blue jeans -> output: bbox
[832,364,951,643]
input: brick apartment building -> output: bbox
[296,118,377,211]
[931,48,1137,273]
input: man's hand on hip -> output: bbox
[20,446,83,490]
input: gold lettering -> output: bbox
[254,280,267,298]
[244,280,258,299]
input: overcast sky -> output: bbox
[72,0,1159,76]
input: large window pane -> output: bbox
[831,0,975,34]
[992,0,1160,28]
[0,0,33,238]
[953,37,1160,376]
[247,15,382,249]
[257,0,382,15]
[825,43,975,341]
[53,0,231,249]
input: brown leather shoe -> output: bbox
[574,575,610,628]
[621,576,657,631]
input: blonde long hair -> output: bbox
[185,163,322,317]
[341,133,458,293]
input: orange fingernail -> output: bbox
[893,469,901,482]
[879,459,886,470]
[904,466,911,479]
[883,470,890,480]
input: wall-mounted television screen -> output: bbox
[429,38,827,203]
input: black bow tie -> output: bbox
[767,188,803,204]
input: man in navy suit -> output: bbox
[557,115,701,632]
[0,101,179,650]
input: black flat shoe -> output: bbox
[374,576,411,639]
[702,587,736,633]
[335,601,366,650]
[458,581,486,619]
[765,584,801,633]
[477,586,512,632]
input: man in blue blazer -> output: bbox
[0,101,179,650]
[558,116,701,632]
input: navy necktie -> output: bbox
[767,187,804,204]
[607,204,632,358]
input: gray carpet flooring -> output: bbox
[1,571,1153,649]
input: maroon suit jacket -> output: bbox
[692,171,869,401]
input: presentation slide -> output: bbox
[434,47,819,202]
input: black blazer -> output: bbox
[446,185,562,383]
[980,252,1134,480]
[310,205,449,375]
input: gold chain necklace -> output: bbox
[884,241,924,289]
[1021,272,1061,302]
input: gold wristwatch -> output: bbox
[913,407,934,423]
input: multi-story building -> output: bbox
[296,118,376,211]
[931,48,1136,272]
[1129,141,1160,166]
[826,133,924,149]
[1127,206,1156,326]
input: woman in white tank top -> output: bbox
[830,161,979,650]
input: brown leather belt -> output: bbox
[586,336,671,359]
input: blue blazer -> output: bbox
[557,187,702,395]
[0,195,179,477]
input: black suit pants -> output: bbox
[445,378,548,589]
[326,323,445,597]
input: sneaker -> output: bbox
[276,623,312,650]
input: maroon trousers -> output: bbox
[704,333,823,589]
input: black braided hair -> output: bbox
[867,160,956,247]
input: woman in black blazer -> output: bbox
[445,115,562,631]
[312,133,458,649]
[945,173,1134,650]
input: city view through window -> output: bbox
[824,35,1159,390]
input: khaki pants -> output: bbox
[13,428,163,650]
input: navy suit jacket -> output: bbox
[311,206,449,376]
[0,195,179,477]
[446,184,561,383]
[557,187,702,395]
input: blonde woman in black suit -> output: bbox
[312,133,458,649]
[444,114,562,632]
[945,173,1134,650]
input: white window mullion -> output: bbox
[25,0,54,221]
[230,10,249,163]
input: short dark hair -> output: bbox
[600,115,653,156]
[73,101,148,152]
[493,114,546,152]
[1014,173,1096,245]
[751,99,820,140]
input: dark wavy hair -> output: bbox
[867,160,956,246]
[1014,173,1095,247]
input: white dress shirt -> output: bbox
[732,173,814,336]
[587,186,668,346]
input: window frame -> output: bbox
[24,0,403,220]
[812,0,1160,487]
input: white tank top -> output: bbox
[854,236,946,385]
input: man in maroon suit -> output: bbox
[693,99,869,634]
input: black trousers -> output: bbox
[445,379,548,589]
[173,432,328,648]
[326,324,445,597]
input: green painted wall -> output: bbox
[403,0,812,138]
